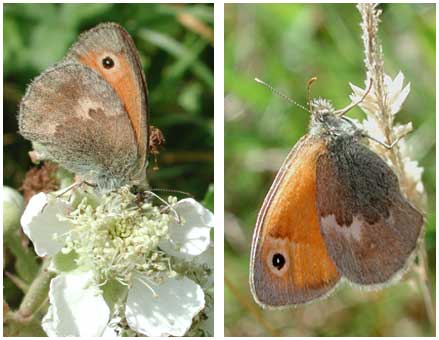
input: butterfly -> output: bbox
[250,79,423,308]
[19,23,150,191]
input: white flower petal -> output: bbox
[41,305,57,337]
[20,193,72,256]
[349,82,366,97]
[162,225,211,259]
[384,73,394,89]
[362,117,385,141]
[101,325,119,337]
[126,274,205,336]
[42,271,110,337]
[175,198,214,228]
[389,71,404,98]
[391,82,410,115]
[350,82,381,116]
[393,122,413,140]
[195,243,214,269]
[404,159,424,188]
[160,199,213,259]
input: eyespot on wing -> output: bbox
[250,136,341,308]
[65,22,149,158]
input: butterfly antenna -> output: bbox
[307,76,318,110]
[334,78,373,116]
[150,188,194,198]
[145,190,182,224]
[255,78,310,113]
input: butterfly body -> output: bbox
[19,23,149,191]
[250,97,423,308]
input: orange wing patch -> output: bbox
[78,51,143,150]
[251,136,340,307]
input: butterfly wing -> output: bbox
[19,62,139,190]
[250,136,341,308]
[65,22,149,169]
[316,138,423,285]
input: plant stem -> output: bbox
[416,243,435,327]
[357,3,434,330]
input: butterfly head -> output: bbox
[309,97,360,139]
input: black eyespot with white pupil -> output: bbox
[102,56,115,69]
[272,253,286,270]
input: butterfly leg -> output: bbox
[55,180,96,198]
[364,130,411,150]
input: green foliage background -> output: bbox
[224,3,435,336]
[3,3,213,335]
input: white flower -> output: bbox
[20,192,73,257]
[350,72,414,151]
[159,198,214,260]
[404,159,424,193]
[20,187,214,337]
[42,271,110,337]
[399,139,426,196]
[125,274,205,336]
[350,71,410,117]
[361,116,386,142]
[386,72,410,116]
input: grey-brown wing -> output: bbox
[65,22,149,161]
[316,139,423,285]
[19,62,139,190]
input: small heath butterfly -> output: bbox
[19,23,149,191]
[250,81,423,308]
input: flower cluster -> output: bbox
[21,186,214,336]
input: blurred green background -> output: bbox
[225,3,435,337]
[3,3,213,334]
